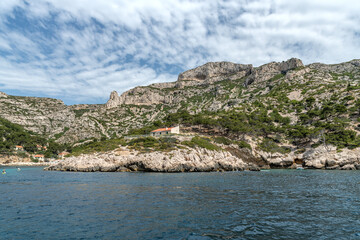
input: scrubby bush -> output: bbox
[70,138,126,156]
[183,137,221,151]
[259,138,291,154]
[214,136,233,145]
[237,140,252,150]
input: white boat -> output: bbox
[296,164,304,170]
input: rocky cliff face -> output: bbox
[105,58,303,108]
[0,94,107,143]
[257,145,360,170]
[1,57,359,146]
[177,61,252,85]
[44,143,360,172]
[0,91,8,98]
[244,58,304,86]
[45,146,260,172]
[308,59,360,73]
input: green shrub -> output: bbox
[311,143,322,148]
[70,138,126,156]
[127,137,158,148]
[187,137,221,151]
[181,140,196,148]
[237,140,252,150]
[259,138,291,154]
[214,136,233,145]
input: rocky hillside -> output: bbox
[1,58,360,152]
[0,92,106,143]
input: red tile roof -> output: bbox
[34,154,44,158]
[16,145,23,148]
[151,127,173,133]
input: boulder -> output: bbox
[340,164,356,170]
[355,164,360,170]
[326,165,340,170]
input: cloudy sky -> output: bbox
[0,0,359,104]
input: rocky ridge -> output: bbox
[259,145,360,170]
[45,147,259,172]
[44,143,360,172]
[0,94,107,143]
[1,58,359,148]
[105,58,303,108]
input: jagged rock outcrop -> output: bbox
[258,145,360,170]
[308,59,360,73]
[105,62,254,108]
[105,91,121,108]
[1,57,359,147]
[44,147,260,172]
[176,61,252,87]
[244,58,304,86]
[105,58,303,108]
[106,87,167,106]
[44,143,360,172]
[0,91,8,98]
[0,94,107,143]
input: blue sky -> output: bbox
[0,0,359,105]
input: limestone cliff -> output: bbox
[1,57,359,147]
[105,58,303,108]
[177,61,252,86]
[244,58,304,86]
[44,147,260,172]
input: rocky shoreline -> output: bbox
[258,145,360,170]
[44,145,360,172]
[0,155,51,167]
[0,162,50,167]
[44,147,260,172]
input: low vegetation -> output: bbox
[0,117,70,158]
[69,138,126,156]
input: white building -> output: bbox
[33,154,45,162]
[150,126,180,136]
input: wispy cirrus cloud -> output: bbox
[0,0,359,104]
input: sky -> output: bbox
[0,0,359,105]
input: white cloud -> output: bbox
[0,0,359,104]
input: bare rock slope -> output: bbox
[45,147,260,172]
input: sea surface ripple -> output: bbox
[1,167,360,239]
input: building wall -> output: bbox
[151,131,170,136]
[171,126,180,134]
[151,126,180,136]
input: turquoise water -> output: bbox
[1,167,360,239]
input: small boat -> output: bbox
[296,164,304,170]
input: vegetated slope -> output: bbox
[0,92,110,143]
[126,59,360,153]
[0,117,46,154]
[1,58,360,154]
[0,117,69,158]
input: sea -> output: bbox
[0,167,360,240]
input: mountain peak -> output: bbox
[177,61,253,82]
[0,91,8,98]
